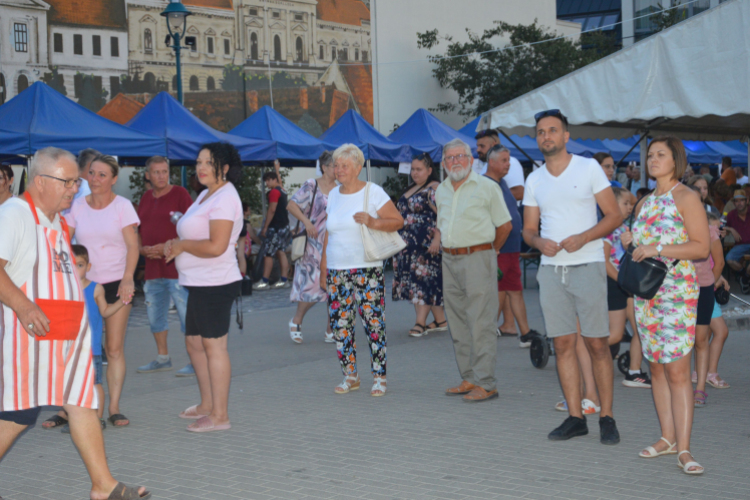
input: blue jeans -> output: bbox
[144,278,188,333]
[725,243,750,264]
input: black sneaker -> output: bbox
[622,371,652,388]
[741,274,750,295]
[599,416,620,445]
[520,329,540,345]
[548,416,588,441]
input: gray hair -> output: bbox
[77,148,100,173]
[332,143,365,168]
[487,146,510,162]
[442,139,472,160]
[29,147,77,180]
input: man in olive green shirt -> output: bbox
[436,138,512,402]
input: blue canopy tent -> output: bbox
[230,106,335,163]
[705,141,748,167]
[320,110,413,164]
[0,82,166,161]
[126,92,276,164]
[388,109,480,161]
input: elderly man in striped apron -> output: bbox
[0,148,150,500]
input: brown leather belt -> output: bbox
[443,243,494,256]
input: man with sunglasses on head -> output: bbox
[522,109,623,445]
[473,129,525,202]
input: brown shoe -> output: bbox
[445,380,476,396]
[462,386,499,403]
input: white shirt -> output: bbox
[0,197,64,287]
[472,157,524,189]
[325,183,391,269]
[523,154,611,266]
[738,176,749,185]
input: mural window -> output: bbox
[144,72,156,93]
[190,37,197,52]
[250,32,259,60]
[0,74,5,104]
[74,34,83,55]
[93,35,101,56]
[273,35,281,61]
[295,37,303,62]
[207,76,215,90]
[224,38,230,55]
[172,75,178,90]
[331,46,336,60]
[342,48,348,61]
[189,75,199,90]
[272,11,280,18]
[355,48,359,61]
[319,45,324,60]
[17,75,28,93]
[249,8,258,16]
[111,37,119,57]
[362,50,368,62]
[110,76,120,98]
[53,33,63,53]
[74,74,82,96]
[14,23,28,53]
[294,13,303,21]
[207,37,214,54]
[144,29,153,53]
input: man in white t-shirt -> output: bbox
[522,110,623,445]
[472,129,524,201]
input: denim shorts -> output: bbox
[93,355,103,385]
[144,278,188,333]
[725,243,750,263]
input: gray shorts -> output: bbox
[537,262,609,338]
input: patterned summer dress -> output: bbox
[632,186,698,363]
[392,186,443,305]
[290,178,328,303]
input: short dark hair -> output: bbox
[0,164,13,191]
[77,148,100,173]
[593,152,614,165]
[648,136,688,181]
[722,156,732,166]
[319,150,333,167]
[146,155,169,170]
[611,186,628,200]
[262,171,279,182]
[534,109,569,131]
[636,187,651,198]
[199,142,242,184]
[475,129,499,140]
[72,244,89,263]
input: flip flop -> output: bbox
[186,415,231,433]
[106,481,151,499]
[108,414,130,427]
[179,405,209,420]
[41,414,68,429]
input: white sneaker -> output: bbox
[272,280,289,288]
[581,398,601,415]
[324,332,335,343]
[253,281,270,290]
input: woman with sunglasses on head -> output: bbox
[0,165,14,206]
[392,153,447,337]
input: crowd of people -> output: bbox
[0,107,745,498]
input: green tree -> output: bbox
[221,64,246,91]
[653,1,688,33]
[416,20,619,117]
[42,66,67,96]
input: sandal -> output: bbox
[639,437,677,458]
[496,328,517,337]
[707,372,730,389]
[371,377,387,397]
[41,414,68,429]
[106,481,151,499]
[179,405,209,420]
[426,320,448,332]
[324,331,335,343]
[694,389,708,408]
[334,375,360,394]
[186,415,231,433]
[677,450,704,475]
[408,323,427,337]
[108,414,130,427]
[289,320,303,344]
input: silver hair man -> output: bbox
[487,146,510,162]
[442,139,473,183]
[28,147,77,180]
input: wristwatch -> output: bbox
[656,243,663,257]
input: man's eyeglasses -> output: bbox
[40,174,82,189]
[534,109,568,126]
[444,154,471,163]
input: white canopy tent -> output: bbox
[478,0,750,171]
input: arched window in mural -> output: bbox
[207,76,215,90]
[273,35,282,61]
[189,75,199,91]
[319,45,324,60]
[295,36,303,62]
[250,32,258,60]
[144,28,153,52]
[17,75,28,93]
[144,72,156,93]
[331,46,337,60]
[0,74,6,104]
[172,75,178,90]
[355,48,359,61]
[342,48,348,61]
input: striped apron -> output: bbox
[0,192,97,411]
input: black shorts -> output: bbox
[607,277,630,311]
[101,280,121,305]
[697,285,715,326]
[185,281,241,339]
[0,407,41,426]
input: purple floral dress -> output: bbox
[290,178,328,303]
[392,186,443,305]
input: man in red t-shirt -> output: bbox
[136,156,195,376]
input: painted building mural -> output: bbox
[0,0,373,135]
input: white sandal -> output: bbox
[677,450,704,475]
[324,332,335,343]
[639,437,677,458]
[371,377,387,397]
[289,320,303,344]
[334,375,360,394]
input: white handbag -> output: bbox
[360,182,407,262]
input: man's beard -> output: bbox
[477,151,487,162]
[448,164,471,182]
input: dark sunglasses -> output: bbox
[534,109,568,126]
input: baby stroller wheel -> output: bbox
[530,334,550,369]
[617,350,631,375]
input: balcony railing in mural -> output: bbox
[245,58,312,69]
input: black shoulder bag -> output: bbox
[617,197,679,300]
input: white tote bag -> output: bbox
[360,182,407,262]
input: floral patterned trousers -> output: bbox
[327,267,387,377]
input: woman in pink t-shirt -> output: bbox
[67,154,140,428]
[165,142,243,433]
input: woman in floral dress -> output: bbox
[392,153,447,337]
[287,151,338,344]
[622,136,709,475]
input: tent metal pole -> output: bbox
[616,131,647,167]
[499,130,537,165]
[260,165,267,218]
[367,159,371,181]
[639,134,648,185]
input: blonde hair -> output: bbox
[332,144,365,168]
[91,154,120,177]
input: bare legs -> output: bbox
[576,329,600,406]
[707,317,729,375]
[414,304,446,327]
[185,334,231,425]
[498,291,531,334]
[607,309,628,345]
[583,336,614,418]
[104,304,132,419]
[292,301,332,333]
[553,333,583,419]
[153,329,168,356]
[627,300,644,371]
[498,296,516,333]
[262,251,290,281]
[693,324,711,393]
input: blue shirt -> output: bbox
[485,176,522,253]
[84,282,103,356]
[610,180,622,188]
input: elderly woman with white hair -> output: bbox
[320,144,404,396]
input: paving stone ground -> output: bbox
[2,270,749,500]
